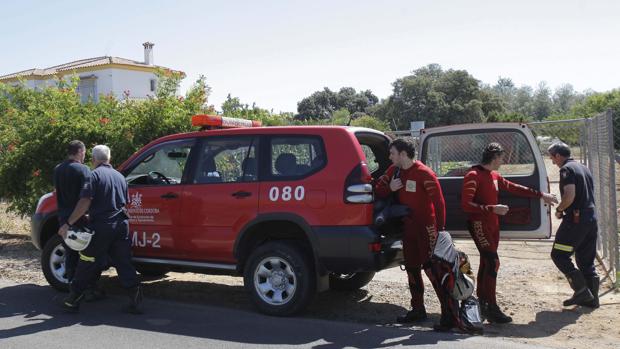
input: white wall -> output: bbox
[109,68,158,100]
[11,68,158,101]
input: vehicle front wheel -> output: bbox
[329,272,376,291]
[41,235,71,292]
[243,241,316,316]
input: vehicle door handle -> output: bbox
[160,192,178,199]
[232,191,252,198]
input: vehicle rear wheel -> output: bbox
[329,272,376,291]
[41,235,70,292]
[243,241,316,316]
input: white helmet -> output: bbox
[451,274,475,301]
[64,227,94,251]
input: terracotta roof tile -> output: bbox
[0,56,176,80]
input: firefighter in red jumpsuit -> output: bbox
[461,143,557,323]
[375,139,456,328]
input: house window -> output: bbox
[78,77,97,103]
[150,79,156,92]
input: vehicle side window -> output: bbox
[126,140,194,186]
[423,131,535,177]
[270,136,325,178]
[193,137,258,184]
[361,144,379,173]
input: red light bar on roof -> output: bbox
[192,114,262,129]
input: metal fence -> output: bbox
[529,112,618,287]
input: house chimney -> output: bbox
[143,42,154,65]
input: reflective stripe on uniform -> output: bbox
[79,252,95,262]
[553,242,574,253]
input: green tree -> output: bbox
[377,64,503,129]
[570,89,620,150]
[296,87,378,120]
[532,82,553,120]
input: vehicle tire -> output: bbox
[329,272,376,291]
[135,264,169,278]
[41,235,71,292]
[243,241,316,316]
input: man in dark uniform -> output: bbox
[548,142,598,308]
[58,144,142,313]
[54,140,104,301]
[54,140,89,283]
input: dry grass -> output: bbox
[0,201,30,236]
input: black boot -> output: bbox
[84,286,107,302]
[481,301,512,324]
[62,291,84,313]
[563,270,594,306]
[432,311,455,332]
[396,307,427,323]
[124,286,144,314]
[583,276,600,308]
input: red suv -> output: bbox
[32,115,403,315]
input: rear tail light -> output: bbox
[344,162,373,204]
[368,242,382,252]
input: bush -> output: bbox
[0,72,211,216]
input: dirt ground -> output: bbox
[1,199,619,349]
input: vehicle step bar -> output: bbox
[132,257,236,270]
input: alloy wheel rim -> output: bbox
[253,256,297,306]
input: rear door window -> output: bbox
[354,132,390,178]
[267,136,326,179]
[423,131,535,178]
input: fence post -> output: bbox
[607,110,620,288]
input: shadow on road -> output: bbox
[0,282,472,348]
[483,307,592,339]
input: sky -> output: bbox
[1,0,619,113]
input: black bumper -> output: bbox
[30,212,51,250]
[310,226,403,274]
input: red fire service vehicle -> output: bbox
[31,116,551,315]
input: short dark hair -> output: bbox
[548,142,571,157]
[389,138,415,159]
[481,142,504,165]
[67,140,85,156]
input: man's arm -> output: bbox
[57,198,92,238]
[555,184,576,217]
[498,175,557,204]
[374,165,397,198]
[422,169,446,229]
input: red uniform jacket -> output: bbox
[375,161,446,229]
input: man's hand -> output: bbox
[555,210,563,219]
[390,178,403,192]
[542,193,558,205]
[57,224,69,239]
[492,204,509,216]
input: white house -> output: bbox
[0,42,182,103]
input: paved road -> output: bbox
[0,280,550,349]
